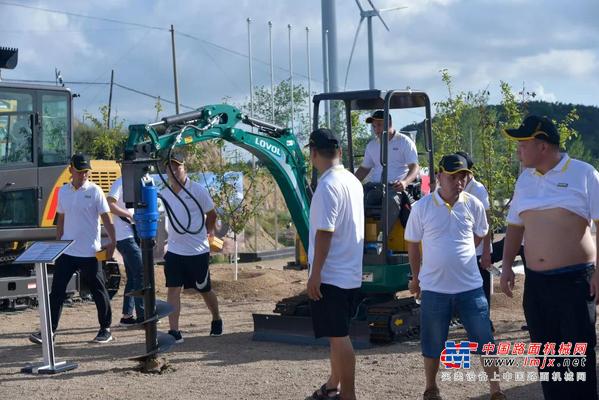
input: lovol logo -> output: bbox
[255,137,282,157]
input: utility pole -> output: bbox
[269,21,279,250]
[247,17,258,252]
[306,26,312,128]
[170,24,180,114]
[107,69,114,129]
[288,24,294,132]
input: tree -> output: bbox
[240,78,311,142]
[75,105,127,160]
[432,72,579,232]
[200,163,272,280]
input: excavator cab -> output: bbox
[312,90,434,292]
[254,90,434,346]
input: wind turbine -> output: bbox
[344,0,406,90]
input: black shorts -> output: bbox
[310,283,358,339]
[164,251,211,292]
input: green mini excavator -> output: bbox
[122,89,434,358]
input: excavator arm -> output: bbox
[123,104,311,251]
[121,105,312,366]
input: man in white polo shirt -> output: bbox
[29,153,117,344]
[456,151,494,331]
[107,176,144,326]
[354,110,419,192]
[405,153,504,400]
[159,151,221,343]
[305,128,364,400]
[501,115,599,400]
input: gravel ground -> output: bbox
[0,258,596,399]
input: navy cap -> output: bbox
[438,153,472,175]
[70,153,91,171]
[306,128,340,150]
[365,110,392,124]
[505,115,560,145]
[455,151,474,169]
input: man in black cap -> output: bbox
[405,154,505,400]
[304,128,364,400]
[30,153,117,344]
[355,110,419,192]
[501,115,599,400]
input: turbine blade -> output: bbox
[344,17,365,90]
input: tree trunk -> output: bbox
[233,232,239,281]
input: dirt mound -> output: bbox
[152,258,307,302]
[210,264,306,302]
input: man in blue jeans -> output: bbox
[108,177,144,325]
[405,154,505,400]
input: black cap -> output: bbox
[306,128,340,150]
[455,151,474,169]
[505,115,560,145]
[165,150,185,165]
[70,153,91,171]
[365,110,391,124]
[438,153,472,175]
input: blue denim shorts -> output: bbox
[420,287,495,358]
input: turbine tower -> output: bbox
[344,0,406,89]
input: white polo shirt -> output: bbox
[507,154,599,226]
[107,177,135,242]
[405,191,488,294]
[361,132,418,183]
[160,178,215,256]
[308,165,364,289]
[464,178,492,257]
[57,180,111,258]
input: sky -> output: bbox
[1,0,598,129]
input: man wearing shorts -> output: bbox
[160,151,221,343]
[405,153,504,400]
[305,128,364,400]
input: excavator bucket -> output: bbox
[252,293,373,348]
[252,313,372,349]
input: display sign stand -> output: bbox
[13,241,78,374]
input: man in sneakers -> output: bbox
[30,154,116,344]
[107,176,144,326]
[160,151,221,343]
[305,128,364,400]
[405,154,505,400]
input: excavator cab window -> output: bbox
[0,90,33,165]
[40,92,69,166]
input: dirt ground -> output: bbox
[0,258,594,400]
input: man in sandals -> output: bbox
[501,115,599,400]
[405,154,505,400]
[305,128,364,400]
